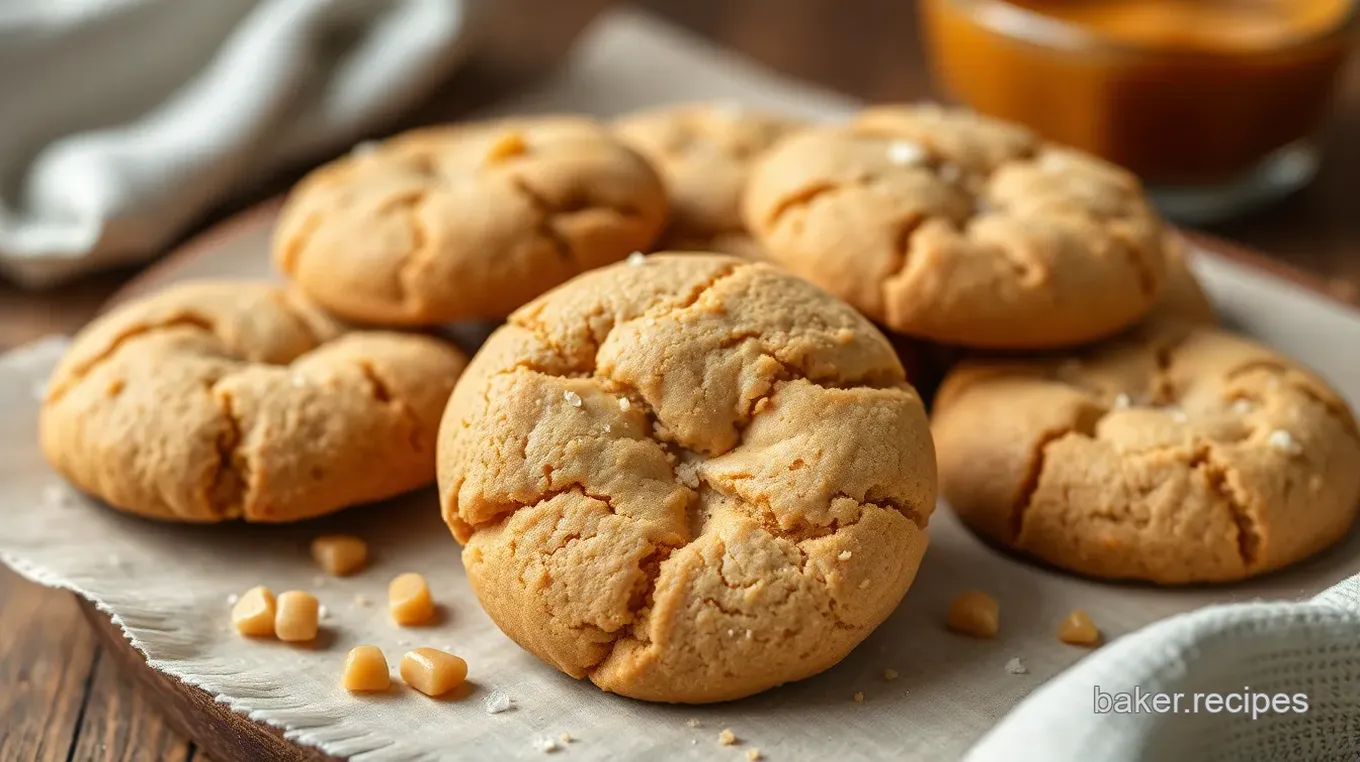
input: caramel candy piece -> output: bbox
[946,590,999,638]
[399,647,467,697]
[231,586,276,637]
[275,590,320,642]
[311,535,369,577]
[389,572,435,626]
[1058,609,1102,647]
[342,646,391,692]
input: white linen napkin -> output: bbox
[0,0,483,288]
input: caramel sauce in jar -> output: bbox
[923,0,1356,185]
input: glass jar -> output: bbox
[921,0,1358,223]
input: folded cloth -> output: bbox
[0,0,484,288]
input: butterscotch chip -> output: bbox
[389,572,435,626]
[439,255,936,703]
[1058,610,1102,647]
[275,591,320,642]
[932,323,1360,583]
[946,591,999,638]
[274,116,668,326]
[742,104,1168,349]
[311,535,369,576]
[38,281,468,522]
[342,645,391,692]
[231,586,276,637]
[718,729,737,746]
[852,691,865,703]
[614,103,800,259]
[747,749,762,761]
[399,647,467,697]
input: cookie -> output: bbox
[1153,234,1216,326]
[743,104,1168,348]
[932,323,1360,583]
[614,103,800,259]
[274,116,668,326]
[438,253,935,702]
[40,281,468,522]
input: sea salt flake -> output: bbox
[226,594,239,605]
[535,737,559,753]
[1269,429,1303,455]
[887,140,927,166]
[686,718,701,728]
[1005,657,1028,675]
[718,729,737,746]
[318,605,329,620]
[563,390,582,408]
[484,689,515,714]
[627,251,647,267]
[617,397,631,412]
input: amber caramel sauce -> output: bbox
[924,0,1356,182]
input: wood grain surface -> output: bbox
[3,1,1360,761]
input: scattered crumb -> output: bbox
[1232,399,1254,415]
[1113,393,1131,409]
[1005,657,1028,675]
[886,140,926,166]
[535,737,559,753]
[852,692,865,703]
[563,390,582,408]
[837,550,853,561]
[718,729,737,746]
[353,594,371,607]
[686,718,701,728]
[1058,609,1102,647]
[747,749,763,761]
[946,590,1000,639]
[1268,429,1302,455]
[627,251,647,266]
[883,668,899,681]
[675,461,700,489]
[484,689,515,714]
[226,594,239,605]
[559,732,573,744]
[618,397,631,412]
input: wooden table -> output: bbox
[3,1,1359,760]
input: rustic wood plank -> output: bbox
[68,641,196,762]
[0,570,99,762]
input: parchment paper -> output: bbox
[4,9,1360,762]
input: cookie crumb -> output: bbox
[886,140,927,166]
[1113,393,1131,409]
[627,251,647,266]
[559,732,573,744]
[686,718,701,728]
[718,729,737,746]
[535,737,559,753]
[1231,399,1254,415]
[852,691,865,703]
[946,590,1000,638]
[484,689,515,714]
[837,550,853,561]
[675,461,700,489]
[1269,429,1303,455]
[883,668,899,681]
[1058,609,1102,646]
[563,390,583,408]
[353,594,371,607]
[747,749,763,761]
[617,397,631,412]
[1004,657,1028,675]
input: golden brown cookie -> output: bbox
[743,104,1168,348]
[40,281,468,522]
[1152,234,1217,326]
[438,253,935,702]
[932,323,1360,583]
[614,103,799,260]
[274,116,668,326]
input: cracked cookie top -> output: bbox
[273,116,669,326]
[742,104,1168,349]
[613,102,800,258]
[932,322,1360,583]
[39,281,468,522]
[437,253,936,702]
